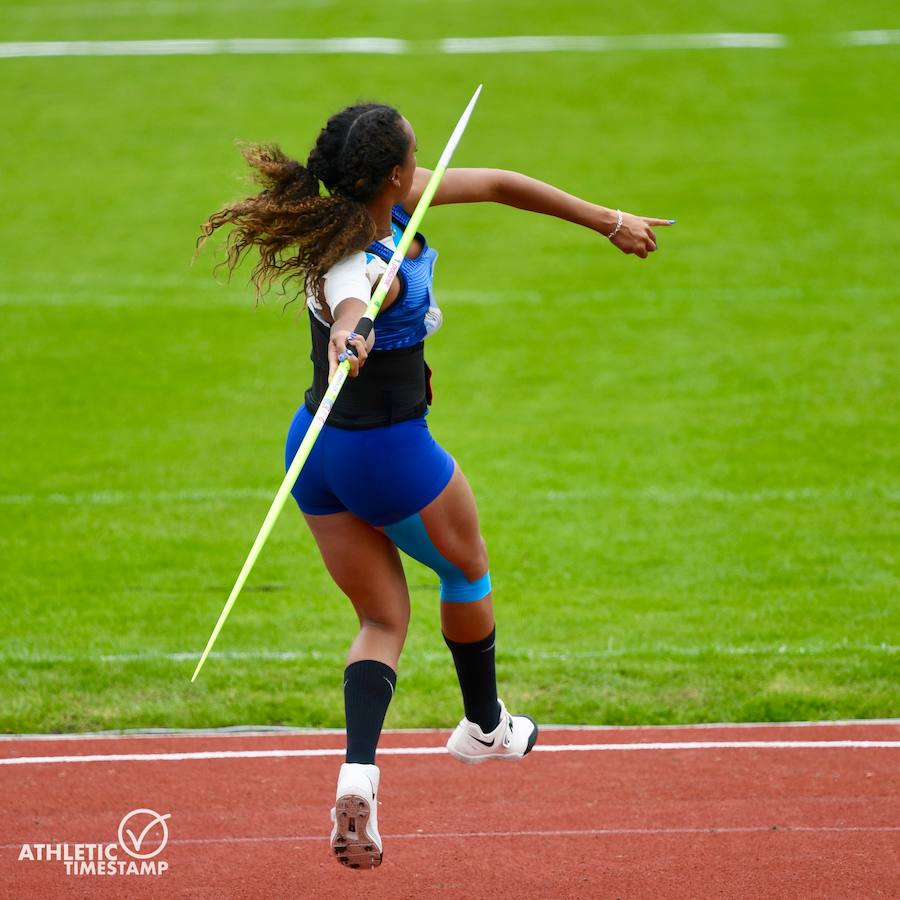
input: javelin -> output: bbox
[191,85,483,682]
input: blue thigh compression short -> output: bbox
[285,406,490,602]
[285,406,455,527]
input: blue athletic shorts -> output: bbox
[285,407,456,527]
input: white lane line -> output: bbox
[79,643,900,659]
[0,31,896,60]
[2,740,898,766]
[0,38,408,58]
[2,642,897,668]
[2,284,895,308]
[162,824,900,844]
[2,825,898,851]
[0,487,273,505]
[842,30,900,46]
[535,741,900,752]
[441,33,788,53]
[3,484,897,506]
[2,719,896,742]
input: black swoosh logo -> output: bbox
[471,736,494,747]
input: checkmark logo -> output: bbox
[117,809,172,860]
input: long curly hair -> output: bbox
[195,103,410,306]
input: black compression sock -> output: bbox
[343,659,397,765]
[443,627,501,733]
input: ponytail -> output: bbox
[196,103,409,306]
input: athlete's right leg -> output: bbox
[287,404,412,671]
[304,510,410,669]
[304,511,410,870]
[304,510,410,746]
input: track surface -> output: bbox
[1,722,898,899]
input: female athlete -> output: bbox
[198,102,671,870]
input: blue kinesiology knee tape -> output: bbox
[384,513,491,603]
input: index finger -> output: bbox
[349,336,367,361]
[643,217,676,226]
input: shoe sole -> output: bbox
[447,717,539,764]
[331,794,382,870]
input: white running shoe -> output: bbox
[446,698,539,764]
[330,762,382,870]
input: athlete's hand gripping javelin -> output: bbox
[328,321,371,382]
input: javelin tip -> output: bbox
[437,85,483,169]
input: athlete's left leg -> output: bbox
[384,462,538,761]
[417,464,499,729]
[420,463,495,637]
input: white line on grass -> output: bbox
[0,32,799,60]
[0,38,408,58]
[842,30,900,46]
[541,485,900,505]
[0,487,273,505]
[2,720,896,742]
[3,484,897,506]
[2,284,895,308]
[1,31,897,59]
[2,642,896,669]
[1,740,898,766]
[97,642,900,661]
[440,33,788,53]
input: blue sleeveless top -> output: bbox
[365,204,438,352]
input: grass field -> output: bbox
[1,1,898,733]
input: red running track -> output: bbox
[1,721,898,899]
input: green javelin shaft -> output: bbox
[191,85,483,683]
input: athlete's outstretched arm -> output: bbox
[407,167,672,259]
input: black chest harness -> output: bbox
[304,311,433,429]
